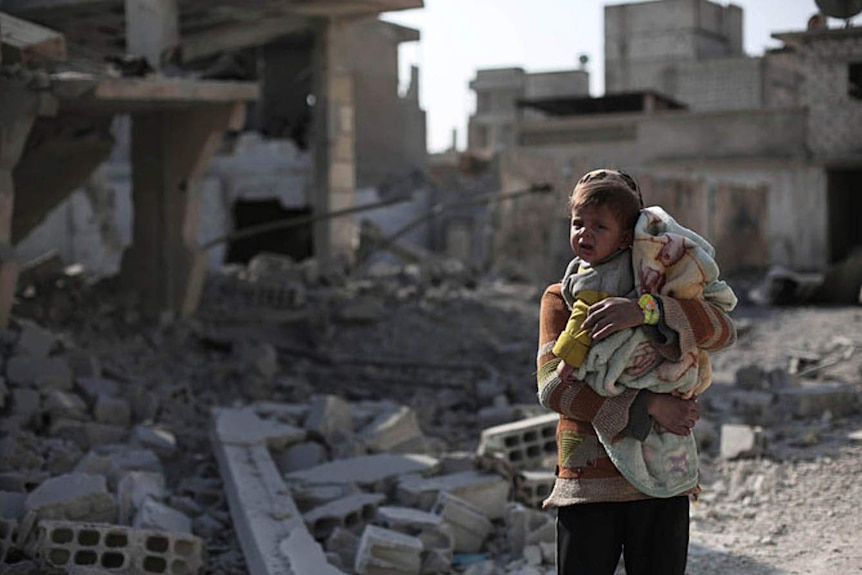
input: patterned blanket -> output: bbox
[574,206,737,497]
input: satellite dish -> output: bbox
[815,0,862,20]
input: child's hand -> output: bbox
[646,392,700,436]
[583,297,643,340]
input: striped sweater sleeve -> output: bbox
[537,283,637,440]
[654,296,737,361]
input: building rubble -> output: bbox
[0,254,860,574]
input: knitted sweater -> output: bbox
[536,283,736,506]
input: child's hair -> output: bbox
[569,169,643,231]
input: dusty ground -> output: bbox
[11,262,862,574]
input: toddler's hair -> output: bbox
[569,169,643,231]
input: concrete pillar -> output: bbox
[121,102,243,317]
[0,84,56,327]
[312,18,357,266]
[125,0,179,70]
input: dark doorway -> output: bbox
[827,168,862,263]
[225,199,313,264]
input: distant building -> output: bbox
[460,0,861,298]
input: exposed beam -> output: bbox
[181,16,310,62]
[0,11,66,63]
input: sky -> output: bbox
[381,0,860,153]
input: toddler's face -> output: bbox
[569,204,632,264]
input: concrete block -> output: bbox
[476,413,558,470]
[305,394,354,446]
[131,425,177,456]
[361,405,424,453]
[720,423,766,460]
[304,492,385,539]
[777,381,861,418]
[286,453,439,491]
[431,492,493,553]
[355,524,423,575]
[44,389,89,421]
[107,449,163,488]
[14,319,55,358]
[514,469,555,509]
[94,395,132,427]
[32,520,204,575]
[117,471,166,525]
[376,506,453,561]
[504,502,555,557]
[325,526,360,572]
[6,356,73,390]
[397,471,510,519]
[133,497,192,534]
[273,441,327,473]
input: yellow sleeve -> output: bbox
[552,289,609,368]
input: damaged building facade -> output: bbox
[2,0,427,322]
[458,0,862,300]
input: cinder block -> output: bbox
[375,505,453,560]
[354,524,422,575]
[431,492,492,554]
[303,492,385,540]
[720,423,765,460]
[33,520,204,574]
[360,406,424,453]
[476,413,558,470]
[397,471,510,519]
[514,470,555,509]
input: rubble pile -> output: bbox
[0,254,859,574]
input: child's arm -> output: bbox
[551,290,609,368]
[538,284,638,440]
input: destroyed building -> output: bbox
[2,0,427,323]
[456,0,862,303]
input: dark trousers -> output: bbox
[556,497,690,575]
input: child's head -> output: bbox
[568,169,643,264]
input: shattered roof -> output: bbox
[3,0,423,61]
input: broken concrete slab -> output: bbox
[211,408,346,575]
[285,453,439,491]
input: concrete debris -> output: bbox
[0,254,858,574]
